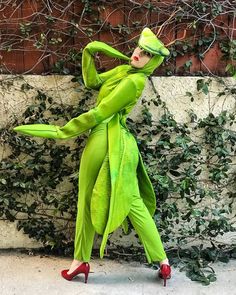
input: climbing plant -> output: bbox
[0,0,235,76]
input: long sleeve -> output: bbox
[13,76,139,139]
[82,41,130,89]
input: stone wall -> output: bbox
[0,75,235,250]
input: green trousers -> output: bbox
[73,122,167,264]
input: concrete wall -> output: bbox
[0,74,235,250]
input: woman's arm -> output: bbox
[82,41,130,89]
[13,76,142,139]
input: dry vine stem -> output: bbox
[166,29,187,47]
[156,7,183,36]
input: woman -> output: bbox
[13,27,171,287]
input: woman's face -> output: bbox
[130,47,152,68]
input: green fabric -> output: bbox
[72,121,167,264]
[127,194,167,263]
[13,30,168,259]
[13,75,141,139]
[138,27,170,57]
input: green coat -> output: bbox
[13,41,165,258]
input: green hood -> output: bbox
[138,27,170,57]
[129,27,169,76]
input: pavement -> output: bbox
[1,250,236,295]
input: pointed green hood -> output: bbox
[138,27,170,57]
[129,27,170,76]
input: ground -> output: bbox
[1,250,236,295]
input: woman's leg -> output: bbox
[127,194,167,264]
[68,124,108,272]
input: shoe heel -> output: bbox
[84,272,89,283]
[84,263,90,284]
[163,277,167,287]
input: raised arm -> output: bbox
[82,41,130,89]
[13,75,144,139]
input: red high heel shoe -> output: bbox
[61,262,90,283]
[158,264,171,287]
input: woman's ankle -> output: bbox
[159,258,169,266]
[73,259,82,264]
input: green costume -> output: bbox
[13,28,170,263]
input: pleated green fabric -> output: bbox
[13,28,169,259]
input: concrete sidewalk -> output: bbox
[0,250,236,295]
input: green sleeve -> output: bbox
[13,77,138,139]
[82,41,130,89]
